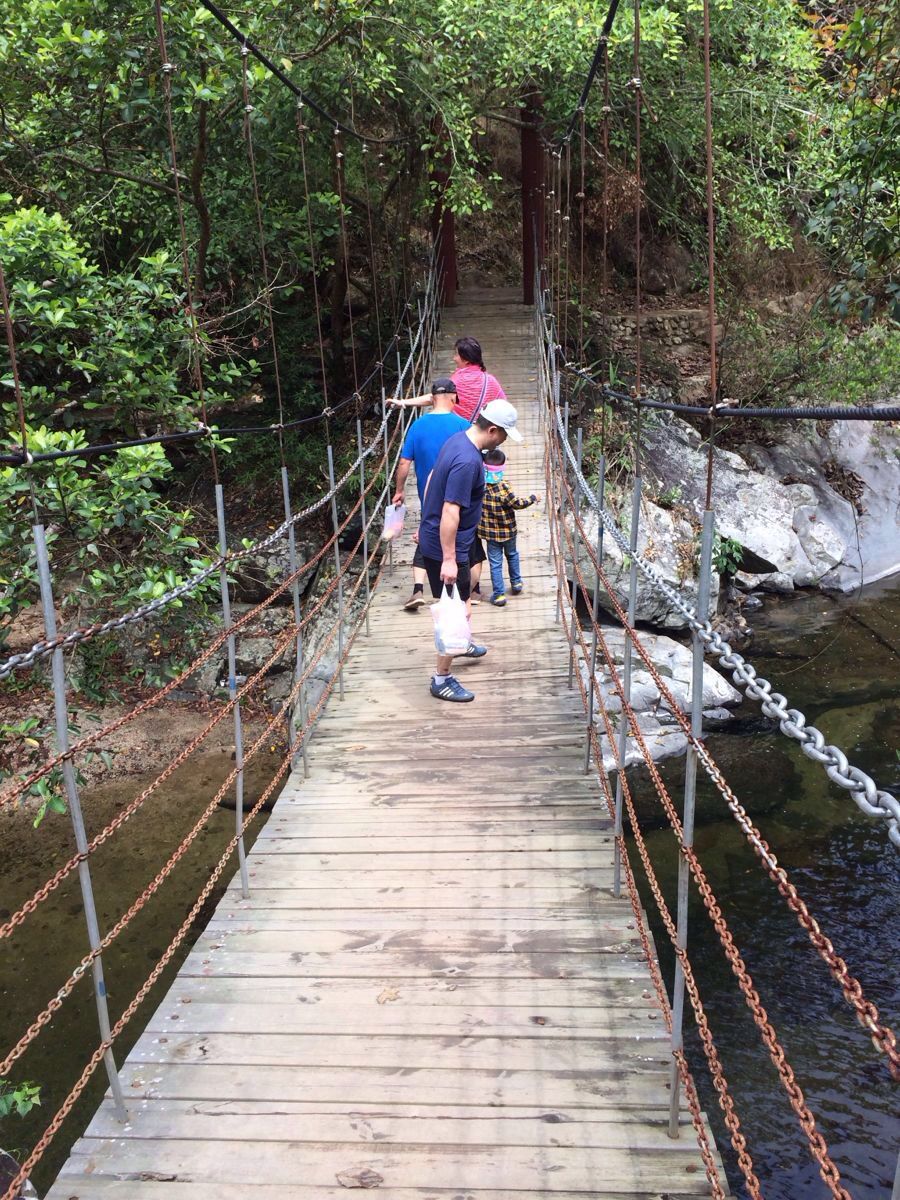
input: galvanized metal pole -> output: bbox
[554,391,568,627]
[668,507,715,1137]
[356,418,371,635]
[584,458,607,773]
[326,443,345,700]
[280,468,309,778]
[33,524,127,1121]
[215,485,250,899]
[382,386,393,575]
[567,427,583,689]
[613,477,642,898]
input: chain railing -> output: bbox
[0,250,437,1200]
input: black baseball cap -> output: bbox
[431,378,457,395]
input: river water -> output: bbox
[1,583,897,1198]
[626,577,900,1200]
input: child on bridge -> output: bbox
[477,449,538,607]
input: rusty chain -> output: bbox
[0,556,385,1200]
[0,497,386,1076]
[0,415,401,813]
[547,421,854,1199]
[556,441,900,1082]
[545,443,751,1199]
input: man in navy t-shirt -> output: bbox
[392,378,468,611]
[418,398,523,703]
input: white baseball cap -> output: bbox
[479,398,523,443]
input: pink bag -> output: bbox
[431,584,471,655]
[382,502,406,542]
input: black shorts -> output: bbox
[418,540,481,570]
[422,556,471,602]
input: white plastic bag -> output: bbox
[431,583,471,655]
[382,502,406,542]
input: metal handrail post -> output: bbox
[326,443,346,700]
[281,467,309,778]
[33,523,127,1121]
[668,507,715,1136]
[382,386,393,575]
[567,426,583,688]
[613,476,642,898]
[215,484,250,898]
[356,418,372,635]
[583,457,606,772]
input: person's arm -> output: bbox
[439,502,461,583]
[500,482,538,510]
[388,391,433,408]
[392,458,412,506]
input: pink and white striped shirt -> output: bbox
[451,363,507,422]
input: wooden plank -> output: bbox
[45,292,729,1200]
[82,1098,696,1148]
[144,1002,666,1039]
[47,1181,707,1200]
[56,1139,716,1194]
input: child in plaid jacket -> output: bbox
[477,449,538,606]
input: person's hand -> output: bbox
[440,557,458,585]
[530,493,541,505]
[412,527,420,544]
[391,490,404,506]
[386,396,404,407]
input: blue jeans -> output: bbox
[486,537,522,597]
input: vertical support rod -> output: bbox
[356,419,372,635]
[613,477,642,898]
[382,386,393,575]
[215,485,250,899]
[326,444,346,700]
[281,467,309,778]
[33,524,127,1121]
[668,507,715,1136]
[583,457,607,772]
[567,427,583,688]
[555,391,568,625]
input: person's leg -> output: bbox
[423,558,475,700]
[486,541,506,604]
[404,543,429,610]
[506,535,523,592]
[469,536,485,602]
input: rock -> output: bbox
[567,501,720,630]
[741,414,900,591]
[230,537,319,604]
[577,629,741,772]
[641,413,854,589]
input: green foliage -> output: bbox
[712,533,743,576]
[0,1080,41,1119]
[0,430,218,666]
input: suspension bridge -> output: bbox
[1,2,898,1200]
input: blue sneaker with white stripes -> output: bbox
[430,675,475,703]
[455,642,487,659]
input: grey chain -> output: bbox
[547,344,900,850]
[0,409,391,682]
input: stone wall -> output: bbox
[595,308,718,352]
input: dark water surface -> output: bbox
[0,745,279,1193]
[626,578,900,1199]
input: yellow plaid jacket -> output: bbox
[478,481,536,543]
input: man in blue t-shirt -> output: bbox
[418,398,523,703]
[392,378,469,611]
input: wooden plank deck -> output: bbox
[47,289,728,1199]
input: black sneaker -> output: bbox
[430,675,475,702]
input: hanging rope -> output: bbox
[295,104,331,415]
[631,0,644,473]
[577,108,586,358]
[152,0,218,484]
[241,44,287,464]
[334,130,360,396]
[196,0,405,146]
[702,0,718,510]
